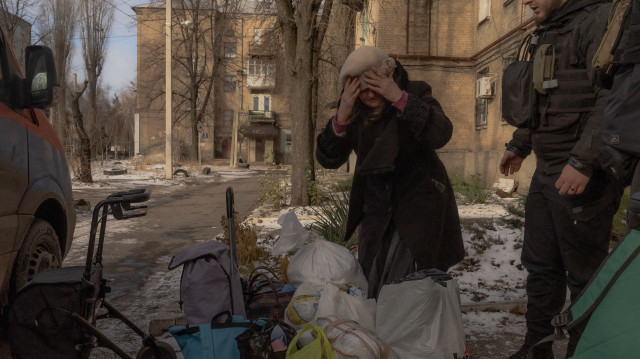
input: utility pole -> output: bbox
[165,0,173,179]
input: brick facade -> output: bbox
[356,0,536,187]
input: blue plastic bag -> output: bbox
[169,311,252,359]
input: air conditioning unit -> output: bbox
[476,77,494,99]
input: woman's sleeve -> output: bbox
[400,81,453,150]
[316,117,353,169]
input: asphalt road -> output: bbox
[68,175,261,298]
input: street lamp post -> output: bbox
[231,69,244,167]
[165,0,173,179]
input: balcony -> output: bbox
[248,110,275,124]
[246,74,275,89]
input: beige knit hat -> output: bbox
[338,46,396,91]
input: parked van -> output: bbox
[0,27,75,314]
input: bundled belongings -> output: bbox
[284,282,375,332]
[287,236,367,291]
[286,324,335,359]
[376,269,469,359]
[317,315,396,359]
[244,266,294,321]
[270,211,311,257]
[168,240,246,325]
[169,311,252,359]
[168,187,246,325]
[235,318,298,359]
[549,229,640,358]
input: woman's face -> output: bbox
[358,88,385,108]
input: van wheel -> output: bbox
[12,219,62,291]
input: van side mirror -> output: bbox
[24,45,57,109]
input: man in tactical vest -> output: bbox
[599,0,640,231]
[500,0,623,358]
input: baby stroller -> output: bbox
[8,189,175,359]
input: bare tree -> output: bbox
[169,0,249,161]
[171,0,230,161]
[274,0,336,205]
[35,0,78,149]
[71,75,91,183]
[0,0,37,64]
[79,0,114,160]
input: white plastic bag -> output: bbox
[271,211,310,257]
[376,276,469,359]
[287,237,367,291]
[284,282,324,330]
[315,282,376,331]
[317,315,397,359]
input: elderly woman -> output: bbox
[316,46,464,298]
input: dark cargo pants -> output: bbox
[521,170,621,339]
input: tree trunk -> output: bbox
[289,44,316,206]
[71,80,92,183]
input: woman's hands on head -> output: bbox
[363,68,403,103]
[337,76,360,125]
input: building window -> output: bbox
[224,42,237,58]
[248,58,275,76]
[478,0,491,24]
[223,110,234,128]
[252,96,259,111]
[264,96,270,111]
[475,69,489,127]
[253,28,261,44]
[224,75,236,92]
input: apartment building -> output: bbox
[133,1,290,164]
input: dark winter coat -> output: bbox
[316,62,464,274]
[508,0,612,179]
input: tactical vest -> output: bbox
[532,6,600,123]
[617,0,640,64]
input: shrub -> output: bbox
[453,174,492,204]
[309,190,357,249]
[220,214,269,274]
[258,163,288,211]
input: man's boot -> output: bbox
[509,331,554,359]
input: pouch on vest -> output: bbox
[593,0,633,88]
[502,34,538,129]
[532,44,558,94]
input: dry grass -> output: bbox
[219,213,293,281]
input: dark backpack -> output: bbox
[169,240,246,325]
[502,34,539,129]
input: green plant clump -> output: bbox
[451,173,492,204]
[309,190,357,249]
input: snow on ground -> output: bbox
[69,159,530,358]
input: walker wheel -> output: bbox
[136,341,176,359]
